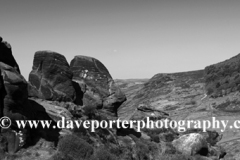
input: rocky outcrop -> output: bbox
[28,51,76,102]
[29,98,73,122]
[123,103,170,121]
[0,62,32,153]
[1,129,27,154]
[205,53,240,97]
[202,130,223,146]
[0,62,31,123]
[208,145,226,159]
[0,37,20,73]
[0,38,32,154]
[0,70,4,117]
[70,55,126,119]
[172,132,226,159]
[0,37,231,160]
[172,133,208,156]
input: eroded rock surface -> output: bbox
[29,98,73,122]
[0,62,31,122]
[172,133,208,156]
[0,70,4,117]
[28,51,76,102]
[0,62,32,153]
[0,37,20,73]
[70,55,126,119]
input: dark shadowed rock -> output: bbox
[27,99,61,141]
[0,62,32,153]
[202,130,222,146]
[28,51,76,102]
[0,70,4,117]
[1,129,27,154]
[0,39,30,153]
[208,145,226,159]
[0,135,7,158]
[72,80,103,109]
[0,38,20,73]
[70,55,126,119]
[0,62,30,121]
[29,98,73,122]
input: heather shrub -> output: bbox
[57,134,93,160]
[113,146,133,160]
[193,155,213,160]
[205,54,240,97]
[134,138,160,160]
[90,148,118,160]
[186,100,196,105]
[142,128,177,143]
[158,154,193,160]
[152,134,160,143]
[50,152,72,160]
[82,105,97,118]
[161,142,177,154]
[135,140,150,160]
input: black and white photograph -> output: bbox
[0,0,240,159]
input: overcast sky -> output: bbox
[1,0,240,79]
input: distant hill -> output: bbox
[116,54,240,160]
[117,70,205,120]
[205,53,240,97]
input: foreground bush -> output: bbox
[132,136,160,160]
[89,148,118,160]
[57,134,93,160]
[158,154,193,160]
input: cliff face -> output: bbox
[205,53,240,97]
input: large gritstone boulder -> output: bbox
[28,51,76,102]
[70,55,126,119]
[0,62,30,120]
[0,62,32,153]
[0,70,4,117]
[0,37,20,73]
[172,133,208,156]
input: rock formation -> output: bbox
[0,63,31,153]
[0,62,31,122]
[0,37,20,73]
[173,133,208,156]
[0,38,32,154]
[0,36,228,160]
[28,51,76,102]
[0,70,4,117]
[70,55,126,118]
